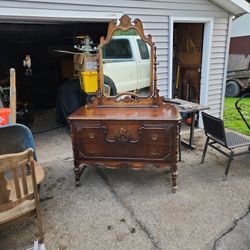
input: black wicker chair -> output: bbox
[200,111,250,178]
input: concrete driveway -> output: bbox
[0,128,249,250]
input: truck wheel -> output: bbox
[225,80,241,97]
[104,75,117,96]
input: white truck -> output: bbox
[102,35,150,95]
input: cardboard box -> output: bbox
[74,53,84,64]
[74,53,97,72]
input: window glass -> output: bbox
[103,39,132,59]
[137,39,149,59]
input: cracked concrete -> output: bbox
[211,203,250,250]
[0,126,250,250]
[97,168,162,250]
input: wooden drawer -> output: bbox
[142,124,176,145]
[74,122,176,163]
[80,142,173,162]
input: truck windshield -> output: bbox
[103,39,132,59]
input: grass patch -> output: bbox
[224,97,250,136]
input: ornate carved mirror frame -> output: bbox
[94,14,162,108]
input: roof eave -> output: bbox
[209,0,250,15]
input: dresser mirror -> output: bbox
[102,28,151,97]
[95,15,161,107]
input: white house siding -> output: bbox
[0,0,230,117]
[209,17,229,116]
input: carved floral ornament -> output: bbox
[103,126,143,144]
[104,14,154,47]
[119,15,131,28]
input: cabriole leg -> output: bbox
[171,166,178,193]
[74,160,81,187]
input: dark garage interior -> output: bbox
[172,23,204,103]
[0,21,108,126]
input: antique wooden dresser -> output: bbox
[68,15,181,192]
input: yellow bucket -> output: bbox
[79,71,98,94]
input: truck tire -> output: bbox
[104,75,117,96]
[225,80,241,97]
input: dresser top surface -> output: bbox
[68,102,181,121]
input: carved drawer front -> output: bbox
[76,123,176,162]
[143,124,176,146]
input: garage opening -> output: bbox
[172,23,204,103]
[0,21,108,128]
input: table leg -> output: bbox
[189,111,196,148]
[178,123,181,162]
[181,111,196,149]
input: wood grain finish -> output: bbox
[68,15,181,192]
[68,102,181,191]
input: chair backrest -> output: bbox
[0,148,38,213]
[201,112,227,146]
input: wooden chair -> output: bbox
[0,148,44,243]
[200,111,250,178]
[0,69,45,247]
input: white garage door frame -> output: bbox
[168,16,214,108]
[0,7,123,23]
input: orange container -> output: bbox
[0,108,11,126]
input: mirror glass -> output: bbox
[102,28,151,97]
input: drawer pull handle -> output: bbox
[88,132,95,139]
[151,148,158,156]
[152,134,158,141]
[87,146,95,155]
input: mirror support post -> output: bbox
[153,46,159,105]
[96,52,102,105]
